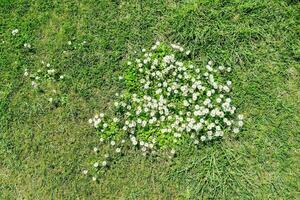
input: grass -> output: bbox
[0,0,299,199]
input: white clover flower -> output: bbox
[192,94,198,101]
[101,161,107,167]
[206,65,213,72]
[93,162,99,168]
[223,86,230,92]
[47,69,55,75]
[93,147,98,152]
[218,66,224,71]
[110,141,116,146]
[94,118,101,127]
[113,117,119,123]
[68,41,72,45]
[238,114,244,120]
[227,120,232,126]
[82,169,88,175]
[170,149,176,154]
[200,136,206,141]
[24,43,31,48]
[132,140,138,145]
[151,45,157,50]
[92,177,97,181]
[225,98,231,103]
[238,121,244,127]
[207,91,212,97]
[141,147,147,152]
[183,100,189,107]
[12,29,19,35]
[174,133,181,137]
[233,128,240,133]
[116,148,121,153]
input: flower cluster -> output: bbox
[83,42,244,181]
[24,43,31,49]
[23,61,66,105]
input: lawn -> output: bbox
[0,0,299,199]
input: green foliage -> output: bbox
[0,0,299,199]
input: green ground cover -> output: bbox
[0,0,299,199]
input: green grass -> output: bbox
[0,0,299,199]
